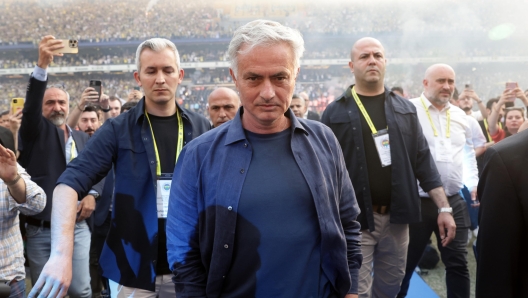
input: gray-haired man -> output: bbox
[167,20,362,298]
[28,37,210,298]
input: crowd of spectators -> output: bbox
[1,0,527,45]
[1,65,527,119]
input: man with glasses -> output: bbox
[18,36,102,298]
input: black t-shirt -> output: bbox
[356,92,392,206]
[147,113,179,275]
[221,128,335,297]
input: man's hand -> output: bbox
[100,94,110,110]
[0,144,18,183]
[464,90,481,103]
[345,294,358,298]
[79,87,100,108]
[437,212,456,247]
[27,255,71,298]
[76,195,96,222]
[127,90,143,102]
[470,186,479,208]
[37,36,64,69]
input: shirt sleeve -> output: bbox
[468,116,487,149]
[8,164,46,215]
[32,66,47,82]
[463,120,479,190]
[490,127,506,143]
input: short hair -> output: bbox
[121,101,138,113]
[391,86,404,94]
[227,19,305,76]
[135,38,181,72]
[486,98,499,110]
[46,84,70,101]
[109,95,122,107]
[292,94,301,100]
[0,110,9,117]
[82,105,100,119]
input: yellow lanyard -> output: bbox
[420,95,450,138]
[144,109,184,177]
[483,119,492,142]
[70,139,77,162]
[351,86,378,134]
[483,119,502,142]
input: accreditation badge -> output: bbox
[434,138,453,163]
[372,129,391,167]
[156,173,173,218]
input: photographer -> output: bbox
[488,86,528,142]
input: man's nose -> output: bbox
[260,79,275,100]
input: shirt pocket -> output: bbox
[116,140,150,180]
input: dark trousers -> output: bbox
[90,212,111,296]
[398,194,470,298]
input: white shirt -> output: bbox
[466,115,486,149]
[410,95,479,197]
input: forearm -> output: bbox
[427,186,450,208]
[66,102,83,129]
[50,184,78,258]
[6,174,27,203]
[477,101,488,119]
[487,107,501,135]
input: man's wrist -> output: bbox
[5,173,21,186]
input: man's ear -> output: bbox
[348,61,354,73]
[133,71,142,87]
[229,68,238,88]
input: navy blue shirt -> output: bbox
[221,129,327,298]
[167,108,362,298]
[57,98,211,291]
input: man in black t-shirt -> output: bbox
[322,37,456,298]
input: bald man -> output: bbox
[398,64,478,298]
[207,87,240,127]
[322,38,454,298]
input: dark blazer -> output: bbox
[19,76,102,222]
[0,126,15,152]
[307,110,320,121]
[476,129,528,297]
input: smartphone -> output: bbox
[505,82,518,90]
[89,80,102,102]
[464,84,472,91]
[10,98,24,115]
[134,86,141,91]
[51,39,79,54]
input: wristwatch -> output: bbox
[438,207,453,214]
[100,106,111,112]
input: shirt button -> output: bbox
[228,206,233,211]
[224,244,229,249]
[356,147,360,150]
[143,137,148,141]
[187,132,191,136]
[240,169,244,174]
[151,161,155,164]
[244,143,248,148]
[360,167,362,170]
[363,187,366,190]
[223,276,225,279]
[353,127,356,130]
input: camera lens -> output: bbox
[13,99,17,103]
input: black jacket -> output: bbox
[322,86,442,231]
[476,129,528,298]
[19,76,102,222]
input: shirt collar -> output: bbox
[224,107,308,145]
[132,97,188,124]
[420,93,451,112]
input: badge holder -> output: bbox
[156,173,173,218]
[372,128,391,167]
